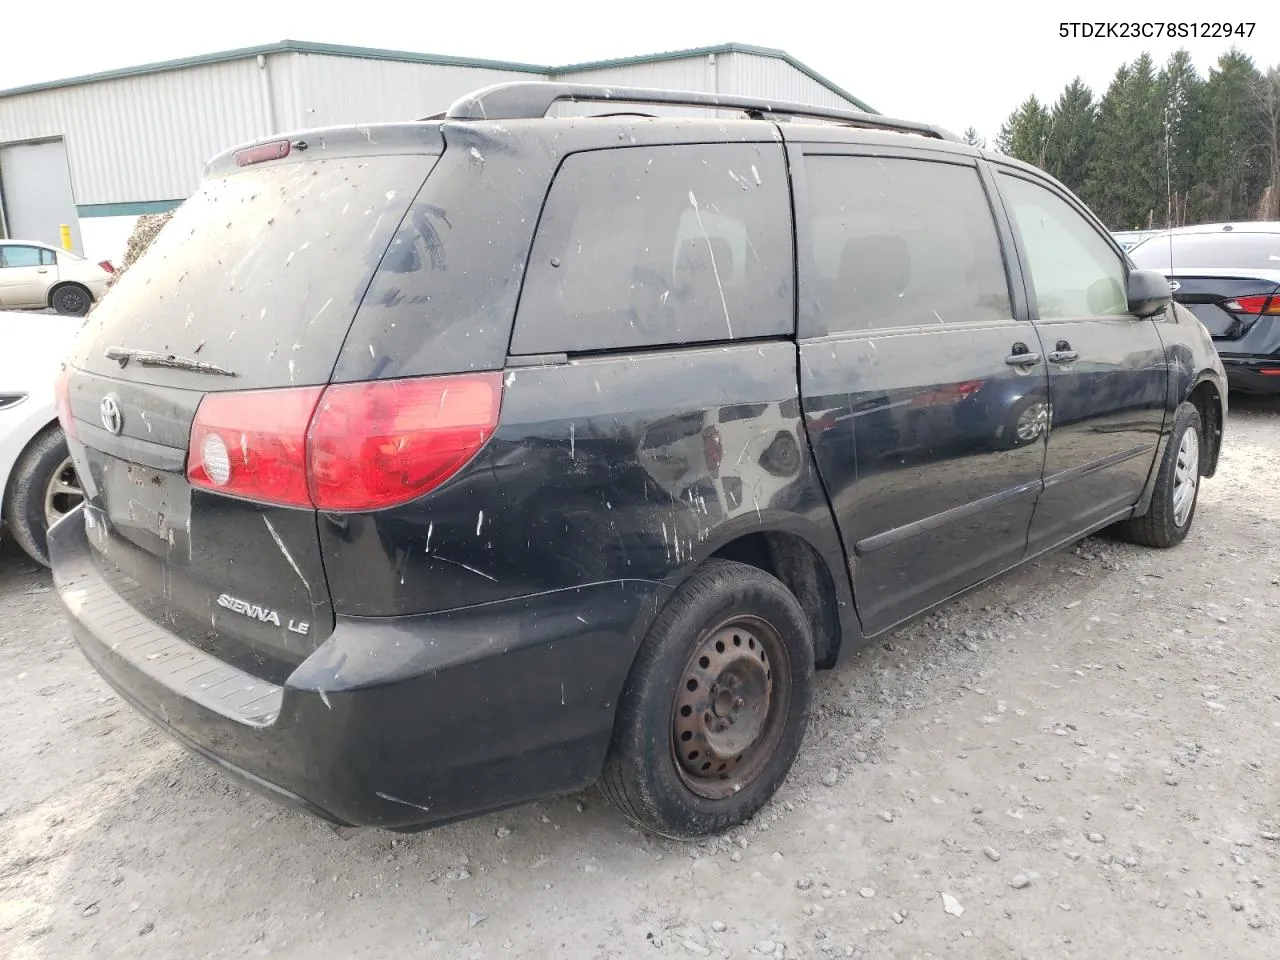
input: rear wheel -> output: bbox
[601,559,814,838]
[1114,401,1202,548]
[3,426,84,566]
[51,284,92,317]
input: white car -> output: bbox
[1,311,85,565]
[0,240,114,316]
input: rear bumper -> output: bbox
[50,508,665,829]
[1221,356,1280,395]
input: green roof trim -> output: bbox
[549,43,876,114]
[78,200,183,218]
[0,40,872,113]
[0,40,547,99]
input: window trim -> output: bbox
[991,166,1137,325]
[793,145,1024,340]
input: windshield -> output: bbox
[1130,232,1280,272]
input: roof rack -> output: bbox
[433,81,957,141]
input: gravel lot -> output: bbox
[2,397,1278,960]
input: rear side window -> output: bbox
[0,245,44,268]
[511,143,793,354]
[1130,232,1280,271]
[70,154,437,391]
[802,156,1012,335]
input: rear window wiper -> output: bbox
[105,347,238,377]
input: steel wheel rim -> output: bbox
[671,615,791,800]
[1172,427,1199,527]
[44,456,84,527]
[59,290,86,313]
[1015,401,1049,442]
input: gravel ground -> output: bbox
[1,397,1278,960]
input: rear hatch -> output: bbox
[58,128,441,684]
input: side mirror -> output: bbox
[1127,269,1172,318]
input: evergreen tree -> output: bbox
[996,96,1053,166]
[962,126,986,149]
[1192,50,1266,221]
[1159,50,1203,226]
[1084,56,1163,228]
[1255,65,1280,219]
[997,49,1280,226]
[1044,78,1095,195]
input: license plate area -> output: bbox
[93,452,192,560]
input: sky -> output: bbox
[1,0,1272,139]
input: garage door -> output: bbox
[0,140,83,253]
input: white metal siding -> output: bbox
[718,54,862,111]
[554,59,718,117]
[0,139,82,249]
[0,59,270,205]
[270,54,538,130]
[0,49,867,206]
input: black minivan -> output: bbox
[50,82,1227,839]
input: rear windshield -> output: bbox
[1129,232,1280,272]
[71,154,437,390]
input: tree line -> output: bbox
[974,50,1280,230]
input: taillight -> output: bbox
[187,386,323,507]
[307,373,502,511]
[98,260,115,274]
[235,140,291,166]
[54,365,78,440]
[1223,294,1280,315]
[186,374,503,511]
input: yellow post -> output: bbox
[59,223,73,251]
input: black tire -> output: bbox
[3,426,81,567]
[1114,401,1202,548]
[51,284,92,317]
[601,559,815,839]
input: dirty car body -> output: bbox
[50,84,1227,832]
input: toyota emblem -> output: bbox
[100,395,124,435]
[1168,280,1181,292]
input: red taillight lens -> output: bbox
[235,140,291,166]
[1224,294,1280,315]
[54,365,78,440]
[187,387,323,507]
[307,373,502,511]
[186,374,502,511]
[98,260,115,274]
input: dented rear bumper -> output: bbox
[50,506,666,830]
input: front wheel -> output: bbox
[1114,401,1202,548]
[601,559,814,838]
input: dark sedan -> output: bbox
[1130,223,1280,394]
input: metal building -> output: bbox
[0,41,873,264]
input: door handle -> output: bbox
[1048,341,1078,363]
[1005,350,1042,367]
[36,268,49,274]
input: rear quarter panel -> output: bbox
[316,343,854,632]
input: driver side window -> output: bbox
[999,174,1128,319]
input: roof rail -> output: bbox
[435,81,956,141]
